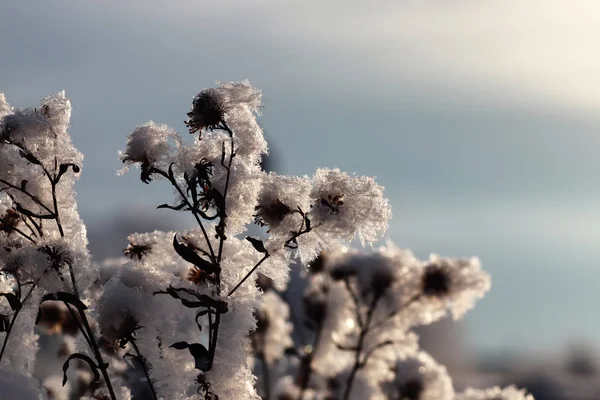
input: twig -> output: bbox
[228,254,270,297]
[155,167,217,265]
[8,226,35,243]
[130,339,159,400]
[341,292,382,400]
[215,121,235,277]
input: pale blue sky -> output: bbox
[2,0,600,353]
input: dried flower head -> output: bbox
[38,244,73,275]
[123,241,153,260]
[113,313,141,347]
[187,265,216,285]
[254,199,293,228]
[320,194,344,214]
[0,208,20,234]
[185,89,226,134]
[421,264,451,297]
[380,351,454,400]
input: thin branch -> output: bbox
[359,340,394,368]
[228,254,270,297]
[130,339,159,400]
[20,215,38,238]
[26,215,43,237]
[63,302,93,349]
[76,307,118,400]
[344,280,364,328]
[8,226,35,243]
[216,121,235,276]
[156,166,217,265]
[0,178,54,215]
[341,293,383,400]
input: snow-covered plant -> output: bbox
[0,83,534,400]
[254,245,509,400]
[0,91,126,399]
[110,81,394,399]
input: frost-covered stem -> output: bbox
[130,339,159,400]
[296,318,325,400]
[215,121,235,277]
[227,254,270,297]
[46,156,81,297]
[341,292,382,400]
[0,282,37,361]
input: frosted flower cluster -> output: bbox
[379,351,453,400]
[0,92,106,397]
[0,83,532,400]
[266,244,527,400]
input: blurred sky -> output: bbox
[2,0,600,354]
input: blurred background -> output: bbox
[2,1,600,398]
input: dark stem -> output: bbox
[344,280,364,328]
[77,308,118,400]
[215,121,235,280]
[130,339,159,400]
[26,215,43,237]
[341,291,382,400]
[50,174,65,238]
[9,226,35,243]
[0,178,55,215]
[207,311,221,369]
[155,167,217,265]
[228,254,270,297]
[284,211,312,249]
[63,302,93,349]
[20,215,38,238]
